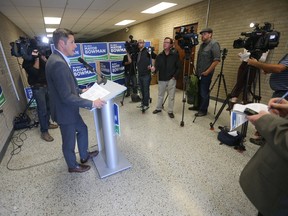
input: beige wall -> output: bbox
[0,12,28,160]
[98,0,288,104]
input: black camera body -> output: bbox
[175,26,199,51]
[233,22,280,59]
[124,35,139,56]
[10,37,51,61]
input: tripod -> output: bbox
[180,49,194,127]
[209,48,228,114]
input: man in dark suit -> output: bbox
[46,28,106,173]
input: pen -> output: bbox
[268,90,288,111]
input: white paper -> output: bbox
[230,103,268,131]
[80,82,110,101]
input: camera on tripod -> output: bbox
[124,35,139,56]
[233,22,280,59]
[175,26,199,51]
[10,36,51,61]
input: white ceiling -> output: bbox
[0,0,203,42]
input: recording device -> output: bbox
[244,108,258,116]
[77,57,107,85]
[233,22,280,59]
[124,35,139,55]
[175,26,199,51]
[10,36,51,61]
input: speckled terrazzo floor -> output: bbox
[0,84,260,216]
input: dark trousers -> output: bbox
[59,115,89,168]
[125,73,137,94]
[198,73,213,113]
[32,86,51,133]
[138,74,151,106]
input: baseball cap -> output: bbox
[200,28,213,34]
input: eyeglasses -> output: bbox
[163,42,171,44]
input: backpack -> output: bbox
[217,126,243,146]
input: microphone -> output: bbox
[78,57,95,72]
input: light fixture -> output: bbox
[42,36,49,44]
[46,28,56,33]
[141,2,177,14]
[47,34,53,38]
[115,20,136,26]
[44,17,61,24]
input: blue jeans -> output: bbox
[139,74,151,106]
[199,73,213,113]
[32,87,51,132]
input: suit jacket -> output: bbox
[240,115,288,215]
[45,50,92,125]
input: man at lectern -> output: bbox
[46,28,106,173]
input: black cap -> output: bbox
[200,28,213,34]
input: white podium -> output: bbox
[91,80,131,178]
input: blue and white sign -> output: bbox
[114,103,120,135]
[108,42,126,60]
[100,61,112,80]
[110,61,125,85]
[0,86,6,107]
[71,63,97,85]
[82,43,108,61]
[24,87,37,107]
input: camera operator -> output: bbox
[151,37,181,118]
[122,49,137,97]
[189,28,221,117]
[22,43,58,142]
[240,97,288,216]
[136,39,157,111]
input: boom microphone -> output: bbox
[78,57,95,72]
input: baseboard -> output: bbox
[0,129,14,164]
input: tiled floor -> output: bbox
[0,84,259,216]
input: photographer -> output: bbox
[22,43,58,142]
[240,97,288,216]
[151,37,181,118]
[122,49,137,97]
[136,39,157,111]
[190,28,221,117]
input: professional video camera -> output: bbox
[10,36,51,61]
[124,35,139,55]
[175,26,199,51]
[233,22,280,59]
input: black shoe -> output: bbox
[80,150,99,164]
[125,93,130,97]
[188,106,199,111]
[195,112,207,117]
[168,112,174,118]
[142,106,149,111]
[249,138,264,146]
[68,164,91,173]
[153,109,161,114]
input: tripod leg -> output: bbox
[162,93,168,108]
[213,74,222,115]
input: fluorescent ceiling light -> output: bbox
[47,34,53,38]
[42,36,49,43]
[141,2,177,14]
[46,28,56,33]
[44,17,61,24]
[115,20,136,26]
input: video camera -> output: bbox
[233,22,280,59]
[124,35,139,55]
[175,26,199,51]
[10,36,51,61]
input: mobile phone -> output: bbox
[244,108,258,116]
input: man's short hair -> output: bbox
[164,37,173,44]
[53,28,74,49]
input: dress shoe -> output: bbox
[168,112,174,118]
[188,106,199,111]
[68,164,91,173]
[249,138,264,146]
[195,112,207,117]
[48,123,58,129]
[80,150,99,164]
[153,109,161,114]
[41,132,54,142]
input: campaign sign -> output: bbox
[50,43,82,64]
[71,63,97,86]
[114,103,120,135]
[100,61,112,80]
[0,86,6,107]
[110,61,125,85]
[108,42,126,60]
[82,43,108,61]
[24,87,37,107]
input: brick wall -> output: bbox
[0,12,28,161]
[98,0,288,104]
